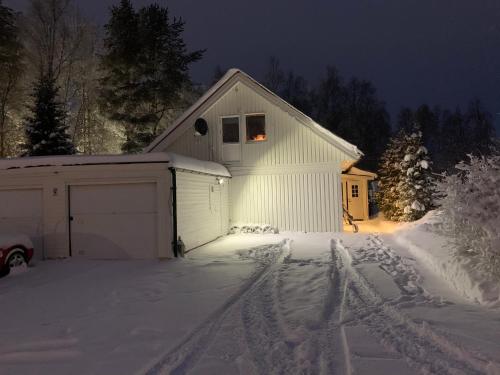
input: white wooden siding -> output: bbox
[229,170,343,232]
[167,81,352,167]
[165,80,353,233]
[176,171,229,250]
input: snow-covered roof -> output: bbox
[168,153,231,177]
[145,69,363,160]
[0,152,231,177]
[344,166,377,178]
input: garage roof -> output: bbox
[0,152,231,177]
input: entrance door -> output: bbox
[221,116,241,162]
[347,180,364,220]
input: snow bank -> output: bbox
[0,152,231,177]
[393,211,500,307]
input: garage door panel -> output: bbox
[70,183,157,259]
[71,184,157,214]
[71,214,157,259]
[0,189,43,260]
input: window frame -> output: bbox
[221,115,241,144]
[245,113,267,143]
[351,184,359,198]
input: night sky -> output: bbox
[6,0,500,130]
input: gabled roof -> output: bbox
[145,69,363,160]
[343,166,377,179]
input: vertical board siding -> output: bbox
[176,171,229,250]
[167,81,353,167]
[165,80,354,234]
[229,171,343,232]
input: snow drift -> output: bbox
[394,211,500,307]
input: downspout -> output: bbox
[169,167,178,257]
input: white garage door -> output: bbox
[0,189,43,260]
[69,183,157,259]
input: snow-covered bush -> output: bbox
[438,155,500,280]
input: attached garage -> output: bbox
[0,153,230,260]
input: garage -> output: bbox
[0,188,43,260]
[0,153,230,260]
[69,183,158,259]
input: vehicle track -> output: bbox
[142,240,289,375]
[333,237,495,375]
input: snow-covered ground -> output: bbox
[1,231,499,375]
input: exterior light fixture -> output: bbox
[217,177,225,185]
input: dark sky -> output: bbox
[6,0,500,130]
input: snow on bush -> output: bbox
[377,129,434,222]
[438,155,500,281]
[229,224,279,235]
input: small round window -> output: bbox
[194,118,208,136]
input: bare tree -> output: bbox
[71,25,124,154]
[0,2,25,157]
[263,56,285,93]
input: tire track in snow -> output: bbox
[141,240,290,375]
[240,265,297,375]
[333,238,495,375]
[240,241,348,375]
[317,245,350,375]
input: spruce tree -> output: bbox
[99,0,203,153]
[376,131,407,220]
[397,129,434,221]
[24,75,75,156]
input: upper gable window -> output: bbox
[246,114,266,142]
[222,117,240,143]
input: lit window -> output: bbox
[351,185,359,198]
[222,117,239,143]
[246,115,266,142]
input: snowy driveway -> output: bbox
[1,234,499,375]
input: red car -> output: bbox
[0,234,34,276]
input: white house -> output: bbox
[0,153,230,259]
[0,68,362,260]
[146,69,362,234]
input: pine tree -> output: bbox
[24,75,75,156]
[397,129,434,221]
[99,0,203,153]
[376,131,407,220]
